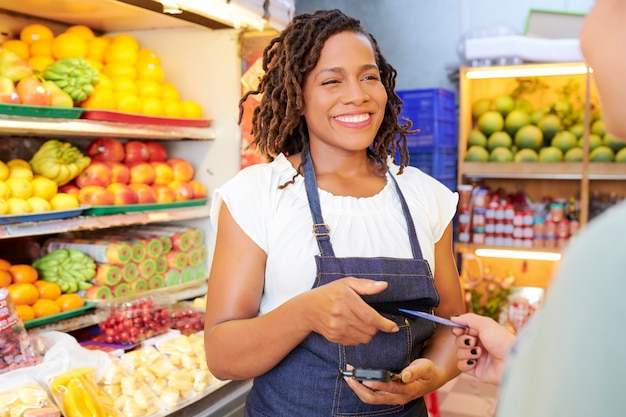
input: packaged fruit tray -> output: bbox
[80,110,212,127]
[0,103,85,119]
[0,206,87,225]
[23,301,96,329]
[82,198,208,216]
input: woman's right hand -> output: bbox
[304,277,399,346]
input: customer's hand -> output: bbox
[450,313,516,385]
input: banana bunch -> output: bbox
[42,57,99,102]
[30,139,91,185]
[32,249,96,293]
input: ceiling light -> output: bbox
[474,248,561,261]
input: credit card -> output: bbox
[398,308,468,329]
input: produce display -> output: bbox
[0,23,205,119]
[464,78,626,163]
[0,382,60,417]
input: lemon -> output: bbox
[161,82,180,101]
[0,161,8,181]
[65,25,95,41]
[0,181,9,200]
[30,177,58,200]
[27,197,52,213]
[136,78,162,98]
[49,193,79,211]
[180,101,203,119]
[7,159,31,170]
[8,165,34,181]
[86,37,111,63]
[7,198,31,215]
[162,100,183,118]
[141,97,164,117]
[117,95,142,114]
[5,178,33,199]
[0,198,7,215]
[52,32,87,60]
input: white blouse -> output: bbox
[211,154,458,314]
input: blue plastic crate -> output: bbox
[404,118,458,149]
[409,146,458,180]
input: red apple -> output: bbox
[124,141,150,164]
[151,161,174,185]
[167,157,195,182]
[87,137,125,162]
[15,75,50,106]
[77,185,115,206]
[75,161,113,188]
[107,182,138,205]
[145,141,168,162]
[59,183,80,197]
[129,183,158,204]
[109,162,130,184]
[168,180,194,201]
[188,180,207,199]
[129,162,156,185]
[0,75,20,104]
[152,184,176,203]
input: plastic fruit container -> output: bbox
[98,296,171,345]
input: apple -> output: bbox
[78,185,115,206]
[124,141,150,164]
[109,162,130,184]
[168,180,194,201]
[129,162,156,185]
[152,184,176,203]
[151,161,174,185]
[145,141,168,162]
[75,161,113,188]
[107,182,138,205]
[59,183,80,197]
[87,137,125,162]
[188,180,208,199]
[129,183,157,204]
[0,75,20,104]
[166,157,195,182]
[15,75,50,106]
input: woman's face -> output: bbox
[301,31,388,154]
[580,0,626,138]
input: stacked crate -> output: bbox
[396,88,458,190]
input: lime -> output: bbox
[514,148,539,162]
[515,98,532,113]
[590,145,615,162]
[551,100,572,119]
[477,111,504,136]
[493,95,515,117]
[515,124,543,151]
[464,145,489,162]
[504,109,530,137]
[538,146,564,162]
[538,114,563,141]
[615,148,626,163]
[551,131,578,153]
[487,131,512,151]
[467,129,487,147]
[579,134,603,151]
[489,147,514,162]
[570,123,585,139]
[564,147,584,162]
[591,119,605,137]
[472,98,492,119]
[530,109,545,125]
[603,132,626,153]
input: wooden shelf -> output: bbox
[460,162,626,180]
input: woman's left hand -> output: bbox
[344,359,442,405]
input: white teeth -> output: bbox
[334,113,370,123]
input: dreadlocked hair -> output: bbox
[239,9,415,173]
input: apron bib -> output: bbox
[245,149,439,417]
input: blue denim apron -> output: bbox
[245,149,440,417]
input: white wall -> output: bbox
[294,0,594,92]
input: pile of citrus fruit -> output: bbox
[0,258,85,323]
[0,158,79,215]
[1,23,204,118]
[464,94,626,163]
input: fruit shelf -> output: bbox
[0,114,215,141]
[460,162,626,180]
[0,205,210,239]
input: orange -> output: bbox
[135,61,164,82]
[0,258,11,271]
[111,34,139,51]
[85,37,110,63]
[15,305,35,322]
[32,298,61,318]
[7,283,39,306]
[137,48,160,64]
[28,56,55,73]
[0,270,12,287]
[93,73,113,92]
[102,61,137,80]
[34,280,62,300]
[85,58,103,72]
[30,38,53,58]
[55,293,85,312]
[20,23,54,44]
[1,39,30,60]
[9,264,38,284]
[51,33,87,59]
[104,42,138,65]
[64,25,95,41]
[80,89,117,110]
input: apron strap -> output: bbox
[302,146,424,260]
